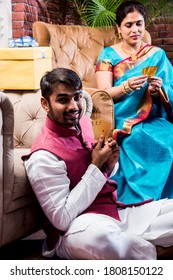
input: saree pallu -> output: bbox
[96,45,173,204]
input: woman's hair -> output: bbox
[40,68,82,101]
[116,1,147,26]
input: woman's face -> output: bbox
[118,10,145,45]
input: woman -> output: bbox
[96,0,173,204]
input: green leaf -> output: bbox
[81,0,123,27]
[73,0,173,27]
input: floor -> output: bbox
[1,230,173,260]
[0,230,46,260]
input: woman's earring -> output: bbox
[118,32,122,39]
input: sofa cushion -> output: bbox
[5,90,46,148]
[2,91,46,214]
[3,147,39,214]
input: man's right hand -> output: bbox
[43,217,62,251]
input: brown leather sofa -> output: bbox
[32,21,151,94]
[0,90,45,247]
[0,22,151,248]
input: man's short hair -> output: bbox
[40,68,82,100]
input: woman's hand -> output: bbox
[128,75,148,90]
[148,76,162,93]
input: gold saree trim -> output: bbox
[113,87,173,140]
[113,89,153,140]
[113,45,156,80]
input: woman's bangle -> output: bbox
[120,80,133,94]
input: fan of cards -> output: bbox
[142,66,158,77]
[91,91,114,141]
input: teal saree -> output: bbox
[96,45,173,204]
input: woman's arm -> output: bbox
[96,71,126,99]
[96,70,148,99]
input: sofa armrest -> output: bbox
[0,91,14,241]
[82,90,93,117]
[0,90,14,190]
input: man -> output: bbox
[23,68,173,259]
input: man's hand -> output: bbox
[43,217,62,251]
[104,138,120,176]
[91,136,119,171]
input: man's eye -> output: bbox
[58,98,68,104]
[74,95,82,101]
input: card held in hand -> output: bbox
[142,66,158,77]
[91,90,114,141]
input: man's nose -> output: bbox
[68,98,78,110]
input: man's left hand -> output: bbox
[105,138,120,176]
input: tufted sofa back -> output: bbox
[32,21,151,90]
[5,90,92,150]
[9,91,46,149]
[33,22,118,89]
[2,91,46,214]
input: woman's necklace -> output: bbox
[121,42,143,61]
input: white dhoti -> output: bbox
[43,199,173,260]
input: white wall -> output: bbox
[0,0,12,48]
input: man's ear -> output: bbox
[41,97,50,113]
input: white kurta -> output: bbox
[24,150,173,260]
